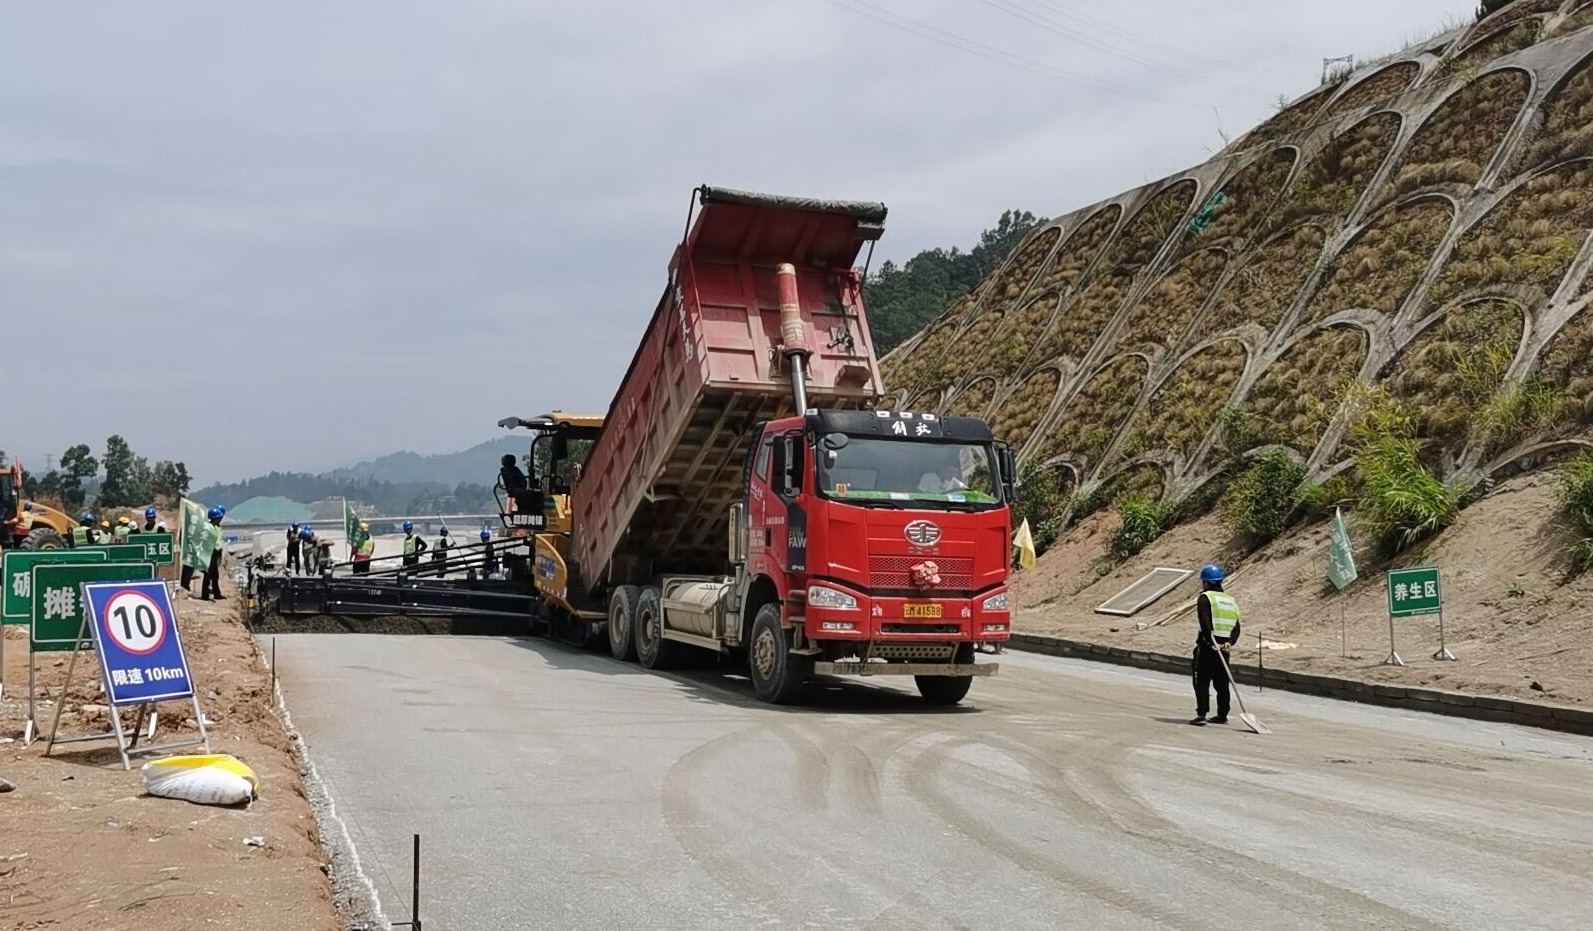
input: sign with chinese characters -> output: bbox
[83,579,195,705]
[2,550,107,625]
[126,533,177,567]
[1386,566,1441,618]
[872,409,944,439]
[29,562,155,652]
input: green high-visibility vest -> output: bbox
[113,525,130,541]
[403,535,419,555]
[1204,591,1239,640]
[71,525,90,546]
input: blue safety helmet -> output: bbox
[479,528,491,541]
[438,525,449,535]
[80,511,95,524]
[402,520,414,532]
[299,526,313,540]
[145,506,157,520]
[207,505,225,521]
[23,501,32,512]
[290,521,299,530]
[1199,564,1225,583]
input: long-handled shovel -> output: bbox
[1214,646,1270,734]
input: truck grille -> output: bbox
[869,555,973,590]
[880,623,960,635]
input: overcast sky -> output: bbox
[3,0,1476,486]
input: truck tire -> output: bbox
[20,528,66,550]
[915,643,975,706]
[608,585,641,662]
[748,603,804,704]
[635,587,679,670]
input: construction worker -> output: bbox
[113,515,132,542]
[140,506,167,534]
[479,527,499,579]
[1191,563,1242,726]
[71,512,95,547]
[99,519,113,542]
[300,526,318,575]
[19,502,35,532]
[353,522,374,574]
[286,522,302,574]
[200,505,226,601]
[431,524,449,577]
[401,520,427,570]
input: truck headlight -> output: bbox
[981,590,1010,612]
[807,585,858,610]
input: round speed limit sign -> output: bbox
[102,588,167,655]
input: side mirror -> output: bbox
[997,444,1017,500]
[779,436,799,495]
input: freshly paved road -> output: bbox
[272,634,1593,930]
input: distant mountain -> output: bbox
[191,436,523,515]
[324,436,522,487]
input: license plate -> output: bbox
[903,603,942,618]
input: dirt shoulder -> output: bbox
[0,576,340,931]
[1014,471,1593,709]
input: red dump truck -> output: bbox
[556,185,1015,704]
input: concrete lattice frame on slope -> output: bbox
[881,2,1593,507]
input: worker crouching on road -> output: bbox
[200,505,226,601]
[353,522,374,574]
[1191,563,1241,726]
[432,525,449,577]
[401,520,427,570]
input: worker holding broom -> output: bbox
[1191,564,1241,726]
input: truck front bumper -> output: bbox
[811,661,999,677]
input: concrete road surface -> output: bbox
[271,635,1593,930]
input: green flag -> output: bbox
[343,497,365,560]
[1328,506,1358,590]
[179,498,221,570]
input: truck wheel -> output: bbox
[915,643,975,706]
[20,528,66,550]
[608,585,641,662]
[635,587,679,670]
[748,603,804,704]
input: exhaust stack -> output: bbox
[776,262,812,413]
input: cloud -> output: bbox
[0,0,1476,482]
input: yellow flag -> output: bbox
[1014,519,1038,571]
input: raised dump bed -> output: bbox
[570,186,887,597]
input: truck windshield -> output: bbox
[816,436,1001,507]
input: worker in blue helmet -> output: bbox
[479,527,500,579]
[200,505,226,600]
[140,506,166,535]
[300,525,319,575]
[401,520,427,570]
[431,524,450,577]
[286,521,302,574]
[73,512,96,547]
[1191,564,1242,726]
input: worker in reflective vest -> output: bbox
[401,521,427,569]
[113,515,132,541]
[1191,563,1242,726]
[352,522,374,575]
[71,512,95,547]
[431,525,449,577]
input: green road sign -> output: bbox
[30,562,155,652]
[3,550,108,625]
[126,533,177,567]
[82,543,151,564]
[1387,566,1441,618]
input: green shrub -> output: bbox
[1300,473,1357,519]
[1556,452,1593,570]
[1111,494,1171,559]
[1012,458,1070,555]
[1346,385,1465,553]
[1222,450,1308,543]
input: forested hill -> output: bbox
[864,209,1044,354]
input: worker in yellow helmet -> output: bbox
[352,522,375,575]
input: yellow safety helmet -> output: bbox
[359,521,370,531]
[117,515,130,525]
[100,520,111,529]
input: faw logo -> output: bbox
[903,519,941,546]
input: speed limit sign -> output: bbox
[82,579,195,705]
[102,588,167,655]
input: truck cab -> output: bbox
[732,409,1013,703]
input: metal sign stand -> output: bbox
[1382,612,1404,667]
[1433,600,1457,661]
[44,587,209,770]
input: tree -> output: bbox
[151,460,191,501]
[58,444,98,511]
[32,470,62,504]
[862,209,1045,354]
[98,434,151,507]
